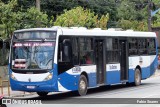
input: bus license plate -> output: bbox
[27,86,35,89]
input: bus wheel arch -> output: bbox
[78,72,88,96]
[134,65,141,86]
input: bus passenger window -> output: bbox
[85,53,92,64]
[138,39,148,55]
[79,38,94,65]
[72,38,79,65]
[148,38,156,55]
[106,38,119,63]
[129,38,138,56]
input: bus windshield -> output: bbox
[11,31,56,70]
[12,42,55,70]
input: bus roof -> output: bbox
[14,27,156,38]
[60,28,156,38]
[14,28,57,33]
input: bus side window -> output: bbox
[148,38,156,55]
[59,39,72,62]
[72,38,79,65]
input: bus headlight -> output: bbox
[44,73,53,81]
[11,74,17,81]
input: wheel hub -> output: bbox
[80,80,86,90]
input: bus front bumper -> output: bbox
[10,79,58,92]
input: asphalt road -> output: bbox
[6,75,160,107]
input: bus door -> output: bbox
[95,40,106,85]
[119,39,128,81]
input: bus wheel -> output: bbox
[78,75,88,96]
[134,68,141,86]
[37,92,48,96]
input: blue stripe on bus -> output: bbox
[106,71,120,84]
[58,72,79,91]
[150,55,158,76]
[88,73,97,87]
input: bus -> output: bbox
[9,27,158,96]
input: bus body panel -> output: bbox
[9,27,158,94]
[106,71,120,84]
[106,63,120,84]
[9,63,59,92]
[58,65,97,91]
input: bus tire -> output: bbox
[78,75,88,96]
[37,92,48,96]
[134,68,141,86]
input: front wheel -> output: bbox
[78,75,88,96]
[37,92,48,97]
[134,68,141,86]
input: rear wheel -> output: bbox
[37,92,48,96]
[78,75,88,96]
[134,68,141,86]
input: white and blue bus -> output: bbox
[9,27,158,96]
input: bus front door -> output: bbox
[95,40,105,85]
[119,40,128,81]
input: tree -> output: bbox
[54,6,109,29]
[152,0,160,27]
[0,0,51,38]
[0,0,19,38]
[20,7,49,28]
[152,11,160,27]
[118,19,147,31]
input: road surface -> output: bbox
[6,75,160,107]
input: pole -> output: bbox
[148,0,152,31]
[36,0,40,11]
[36,0,41,27]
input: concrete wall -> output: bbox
[0,66,9,87]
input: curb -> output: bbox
[3,92,36,99]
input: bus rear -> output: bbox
[9,29,58,96]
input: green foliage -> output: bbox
[54,7,109,29]
[152,0,160,28]
[20,7,49,28]
[0,0,50,38]
[0,0,19,38]
[152,11,160,27]
[1,0,160,36]
[118,19,147,31]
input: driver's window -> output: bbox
[58,37,72,62]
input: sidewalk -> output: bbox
[1,87,35,98]
[152,69,160,77]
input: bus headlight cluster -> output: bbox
[44,73,53,81]
[11,73,17,81]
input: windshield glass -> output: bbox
[12,42,55,70]
[12,31,56,70]
[14,31,56,40]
